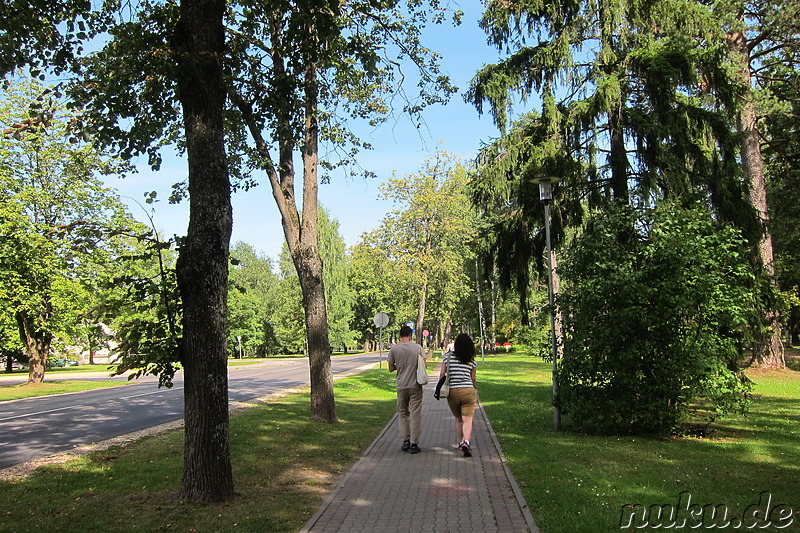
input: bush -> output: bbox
[513,323,550,358]
[557,203,756,434]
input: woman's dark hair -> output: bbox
[453,333,475,365]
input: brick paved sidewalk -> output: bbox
[300,368,539,533]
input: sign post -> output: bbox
[373,312,390,369]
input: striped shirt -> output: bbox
[443,353,476,389]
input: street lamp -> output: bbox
[532,176,561,430]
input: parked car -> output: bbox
[50,358,79,368]
[2,357,25,371]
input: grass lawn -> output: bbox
[0,369,397,533]
[0,380,129,401]
[477,354,800,532]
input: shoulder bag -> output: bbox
[416,353,429,385]
[434,355,450,400]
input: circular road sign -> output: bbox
[373,312,390,328]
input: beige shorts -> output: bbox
[447,387,477,418]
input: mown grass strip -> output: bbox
[477,354,800,532]
[0,380,129,402]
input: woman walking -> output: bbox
[439,333,478,457]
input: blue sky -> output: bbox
[109,3,505,261]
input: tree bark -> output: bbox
[608,101,630,204]
[295,247,336,422]
[732,28,785,368]
[416,279,428,346]
[490,258,498,352]
[172,0,234,502]
[296,28,337,424]
[475,259,487,355]
[18,310,52,384]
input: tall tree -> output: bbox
[0,77,134,384]
[469,0,751,211]
[9,0,236,502]
[228,241,280,357]
[348,237,409,351]
[469,0,797,368]
[376,151,477,345]
[762,38,800,346]
[71,0,456,425]
[170,0,235,501]
[469,0,797,372]
[318,208,355,352]
[722,0,800,366]
[224,0,457,422]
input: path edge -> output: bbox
[478,396,540,533]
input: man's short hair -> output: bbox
[399,325,413,338]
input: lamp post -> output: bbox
[532,176,561,430]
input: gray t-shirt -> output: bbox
[388,341,425,389]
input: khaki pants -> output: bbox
[396,385,423,444]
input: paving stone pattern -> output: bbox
[300,370,539,533]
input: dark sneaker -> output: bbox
[409,443,421,454]
[462,441,472,457]
[401,439,411,452]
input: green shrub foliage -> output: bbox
[557,203,756,434]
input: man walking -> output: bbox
[387,325,426,454]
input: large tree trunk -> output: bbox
[172,0,234,502]
[416,279,428,345]
[443,312,453,350]
[300,36,337,424]
[732,29,785,368]
[608,102,630,204]
[17,310,52,384]
[490,258,498,353]
[475,259,487,356]
[295,247,336,422]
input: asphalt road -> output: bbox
[0,352,385,470]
